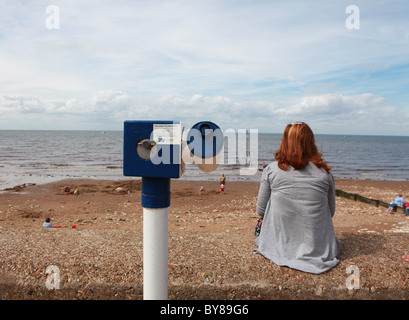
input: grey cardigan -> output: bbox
[254,161,340,274]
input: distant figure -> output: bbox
[220,183,225,193]
[61,186,70,195]
[254,121,340,274]
[219,174,226,186]
[199,185,205,195]
[387,194,404,213]
[42,217,53,228]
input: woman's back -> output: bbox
[254,161,340,274]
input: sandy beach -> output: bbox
[0,177,409,300]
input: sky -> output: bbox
[0,0,408,135]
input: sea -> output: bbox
[0,130,408,191]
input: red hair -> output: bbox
[274,122,331,173]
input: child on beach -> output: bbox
[42,217,61,228]
[220,183,225,193]
[42,217,52,228]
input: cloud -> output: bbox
[0,94,46,113]
[0,1,408,135]
[274,93,405,134]
[1,90,406,136]
[0,90,274,130]
[277,93,397,117]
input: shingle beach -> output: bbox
[1,178,408,300]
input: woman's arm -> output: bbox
[328,173,336,217]
[256,169,271,217]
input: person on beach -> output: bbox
[42,217,52,228]
[386,194,404,213]
[61,186,70,195]
[254,121,340,274]
[219,174,226,186]
[404,202,409,216]
[219,174,226,193]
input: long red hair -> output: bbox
[274,122,331,173]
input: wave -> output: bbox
[52,163,74,167]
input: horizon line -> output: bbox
[0,128,407,138]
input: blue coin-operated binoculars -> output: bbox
[185,121,224,172]
[123,120,223,300]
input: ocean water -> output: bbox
[0,130,408,190]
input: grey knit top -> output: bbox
[254,161,340,274]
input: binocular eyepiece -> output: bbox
[123,120,224,179]
[186,121,223,159]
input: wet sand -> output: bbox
[0,178,409,300]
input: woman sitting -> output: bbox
[254,121,340,274]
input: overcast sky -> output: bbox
[0,0,408,135]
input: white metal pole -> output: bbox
[143,206,169,300]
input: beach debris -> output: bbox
[114,187,123,194]
[113,186,131,195]
[3,183,36,192]
[19,210,43,219]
